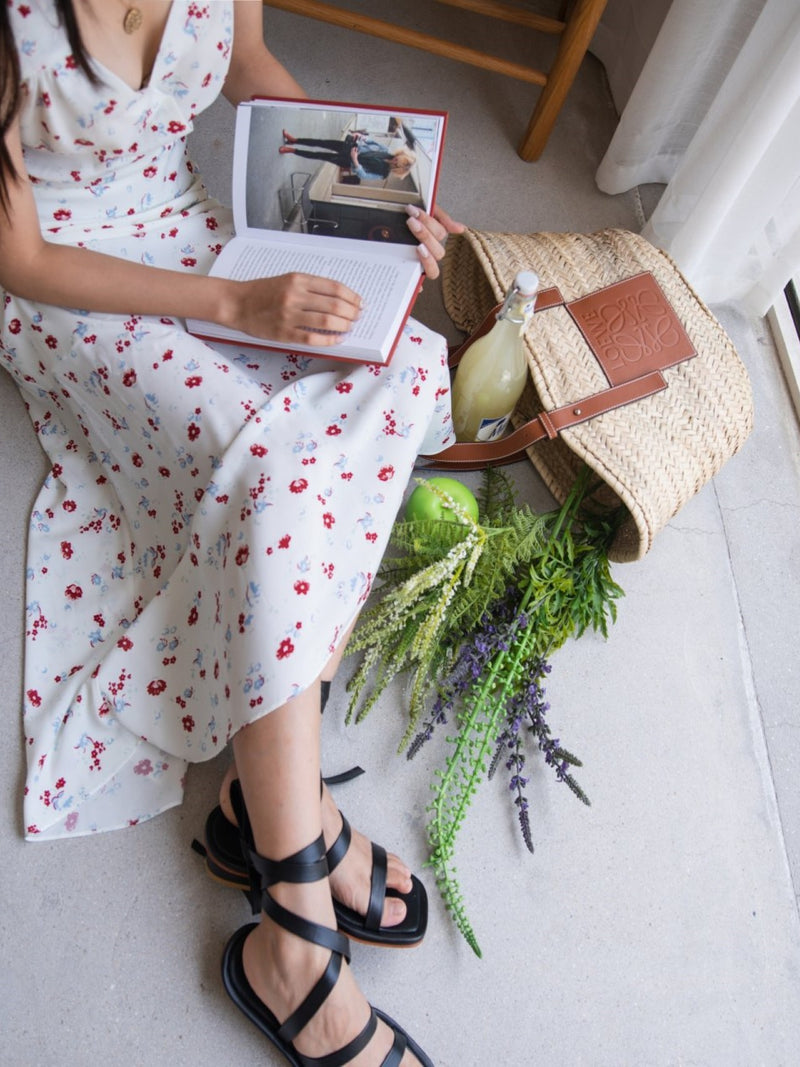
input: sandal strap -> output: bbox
[325,811,352,873]
[277,950,343,1044]
[248,834,329,888]
[262,889,351,961]
[365,842,388,933]
[381,1027,408,1067]
[326,814,387,933]
[294,1007,380,1067]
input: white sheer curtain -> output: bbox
[593,0,800,317]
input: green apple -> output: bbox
[404,476,479,524]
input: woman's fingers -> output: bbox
[241,273,363,346]
[405,203,467,279]
[432,203,467,236]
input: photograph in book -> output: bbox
[186,97,448,365]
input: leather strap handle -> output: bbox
[419,370,667,470]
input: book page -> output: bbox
[186,235,420,362]
[225,239,409,344]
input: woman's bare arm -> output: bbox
[0,110,361,346]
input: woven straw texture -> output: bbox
[441,228,754,562]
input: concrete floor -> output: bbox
[3,4,800,1065]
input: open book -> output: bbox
[187,96,448,364]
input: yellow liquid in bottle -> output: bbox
[451,319,528,442]
[451,271,538,443]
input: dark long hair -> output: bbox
[0,1,22,213]
[1,0,95,213]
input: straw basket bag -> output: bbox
[426,228,754,563]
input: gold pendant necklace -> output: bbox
[122,7,144,34]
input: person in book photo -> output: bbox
[279,127,417,181]
[0,2,463,1065]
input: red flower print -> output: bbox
[8,318,21,334]
[206,216,218,230]
[167,121,186,134]
[143,166,157,178]
[187,423,200,441]
[323,512,334,529]
[182,715,195,732]
[378,466,395,481]
[185,375,202,388]
[159,466,171,478]
[188,605,198,626]
[289,478,308,494]
[278,535,291,549]
[62,499,77,512]
[335,381,353,393]
[134,759,153,776]
[53,208,71,221]
[276,638,295,660]
[117,636,133,651]
[325,424,342,436]
[294,580,309,595]
[64,583,82,600]
[235,545,249,566]
[45,335,57,349]
[60,540,73,559]
[181,257,197,268]
[122,369,137,386]
[250,443,268,457]
[147,679,167,696]
[26,689,41,708]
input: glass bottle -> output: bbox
[450,270,539,443]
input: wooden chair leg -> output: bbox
[517,0,607,161]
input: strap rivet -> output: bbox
[573,407,582,415]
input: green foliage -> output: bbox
[345,466,625,955]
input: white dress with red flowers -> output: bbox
[3,1,452,840]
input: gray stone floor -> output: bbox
[3,5,799,1065]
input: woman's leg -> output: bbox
[285,146,351,167]
[219,617,413,929]
[232,680,421,1064]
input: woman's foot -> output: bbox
[278,144,295,154]
[282,129,296,144]
[241,887,423,1066]
[321,781,412,930]
[218,763,412,931]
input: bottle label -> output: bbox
[475,412,512,442]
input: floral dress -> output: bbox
[2,1,452,840]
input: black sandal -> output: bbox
[195,779,428,949]
[220,786,434,1066]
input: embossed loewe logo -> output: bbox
[568,273,696,386]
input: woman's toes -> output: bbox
[386,851,413,895]
[382,894,408,928]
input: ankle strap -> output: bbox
[247,833,329,888]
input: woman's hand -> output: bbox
[224,272,363,348]
[405,204,466,280]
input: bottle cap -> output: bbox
[513,270,539,296]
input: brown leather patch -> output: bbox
[567,272,696,386]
